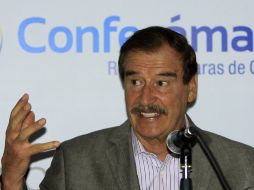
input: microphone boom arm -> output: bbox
[188,127,231,190]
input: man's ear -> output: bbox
[187,75,198,104]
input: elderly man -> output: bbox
[1,26,254,190]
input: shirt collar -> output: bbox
[131,128,146,156]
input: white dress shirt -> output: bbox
[131,116,190,190]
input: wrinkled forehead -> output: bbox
[123,44,184,69]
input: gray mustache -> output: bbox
[131,104,167,115]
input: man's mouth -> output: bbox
[140,112,159,118]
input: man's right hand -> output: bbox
[1,94,60,190]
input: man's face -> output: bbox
[123,44,197,143]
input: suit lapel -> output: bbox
[192,142,213,190]
[187,116,213,190]
[106,121,140,190]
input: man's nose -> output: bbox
[139,84,156,105]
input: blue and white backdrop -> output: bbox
[0,0,254,189]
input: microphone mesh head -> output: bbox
[166,130,181,155]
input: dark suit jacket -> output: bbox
[39,120,254,190]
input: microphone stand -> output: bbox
[180,140,193,190]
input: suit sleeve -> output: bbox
[39,146,66,190]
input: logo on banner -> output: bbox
[17,15,254,53]
[18,16,137,53]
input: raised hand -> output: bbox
[1,94,60,190]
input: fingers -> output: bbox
[10,103,32,131]
[21,111,35,129]
[17,117,60,154]
[19,118,46,141]
[6,94,61,153]
[10,93,29,118]
[7,94,32,134]
[4,117,60,159]
[29,141,61,155]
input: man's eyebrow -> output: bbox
[124,70,177,78]
[125,70,139,77]
[157,72,177,78]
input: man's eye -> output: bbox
[131,80,141,86]
[158,81,168,87]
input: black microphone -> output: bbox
[167,126,231,190]
[166,127,196,155]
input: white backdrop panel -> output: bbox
[0,0,254,189]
